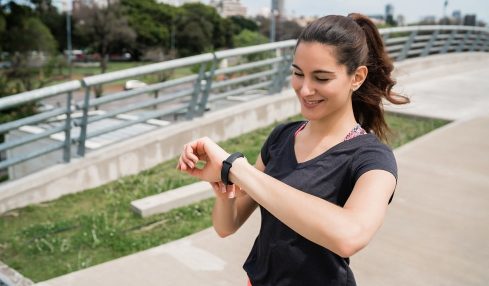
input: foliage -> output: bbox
[120,0,176,60]
[73,2,136,74]
[0,2,59,94]
[229,15,259,33]
[232,29,268,48]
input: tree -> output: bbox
[229,15,259,33]
[74,2,136,74]
[1,2,58,92]
[175,4,214,56]
[0,13,5,51]
[120,0,176,60]
[233,29,268,48]
[30,0,67,53]
[254,15,303,42]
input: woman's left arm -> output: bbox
[229,157,397,258]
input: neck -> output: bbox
[305,104,357,140]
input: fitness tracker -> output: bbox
[221,152,244,185]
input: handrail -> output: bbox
[0,25,488,181]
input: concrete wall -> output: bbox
[0,89,299,214]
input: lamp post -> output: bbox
[270,0,277,42]
[65,0,73,78]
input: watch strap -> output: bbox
[221,152,244,185]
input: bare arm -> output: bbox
[211,155,264,237]
[229,158,396,257]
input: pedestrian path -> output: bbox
[36,53,489,286]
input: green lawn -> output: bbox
[0,113,449,282]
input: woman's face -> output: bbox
[291,42,356,122]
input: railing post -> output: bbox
[63,92,72,163]
[382,32,390,45]
[197,54,218,116]
[456,30,471,53]
[77,86,90,156]
[482,33,489,52]
[269,48,284,94]
[469,31,483,52]
[441,30,457,54]
[274,54,293,94]
[421,29,439,57]
[186,64,206,120]
[397,30,417,61]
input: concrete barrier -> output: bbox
[131,182,213,217]
[0,89,299,214]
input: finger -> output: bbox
[185,144,199,164]
[181,145,195,169]
[225,184,234,193]
[219,182,227,193]
[178,155,187,171]
[228,189,236,199]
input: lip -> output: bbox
[302,98,326,108]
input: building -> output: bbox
[157,0,200,6]
[463,14,476,26]
[209,0,247,17]
[396,14,406,26]
[385,4,395,25]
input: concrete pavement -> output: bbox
[36,53,489,286]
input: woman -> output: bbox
[177,13,409,286]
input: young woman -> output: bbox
[177,13,409,286]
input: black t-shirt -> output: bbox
[243,121,398,286]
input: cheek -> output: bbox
[290,76,301,91]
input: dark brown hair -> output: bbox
[296,13,409,142]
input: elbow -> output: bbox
[336,238,366,258]
[333,225,369,258]
[213,227,236,238]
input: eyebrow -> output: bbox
[291,64,335,74]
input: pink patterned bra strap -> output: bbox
[294,122,367,141]
[343,123,367,141]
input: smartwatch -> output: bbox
[221,152,244,185]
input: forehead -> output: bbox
[293,42,342,71]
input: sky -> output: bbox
[230,0,489,24]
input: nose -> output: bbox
[298,79,315,97]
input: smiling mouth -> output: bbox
[303,98,326,106]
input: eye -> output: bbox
[316,78,330,82]
[293,71,304,77]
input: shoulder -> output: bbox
[351,134,397,181]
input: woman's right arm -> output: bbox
[211,154,264,237]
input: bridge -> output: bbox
[0,25,488,285]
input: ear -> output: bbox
[351,66,368,91]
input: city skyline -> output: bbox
[220,0,489,24]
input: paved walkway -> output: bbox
[36,53,489,286]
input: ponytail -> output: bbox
[348,13,410,142]
[296,13,410,142]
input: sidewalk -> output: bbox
[36,54,489,286]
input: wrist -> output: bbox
[228,157,248,186]
[221,152,245,185]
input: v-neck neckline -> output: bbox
[290,128,372,168]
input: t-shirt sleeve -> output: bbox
[352,144,398,182]
[260,123,286,166]
[351,143,398,204]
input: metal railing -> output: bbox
[0,25,488,180]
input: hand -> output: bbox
[176,137,230,182]
[209,182,247,199]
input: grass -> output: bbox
[1,61,194,96]
[0,113,449,282]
